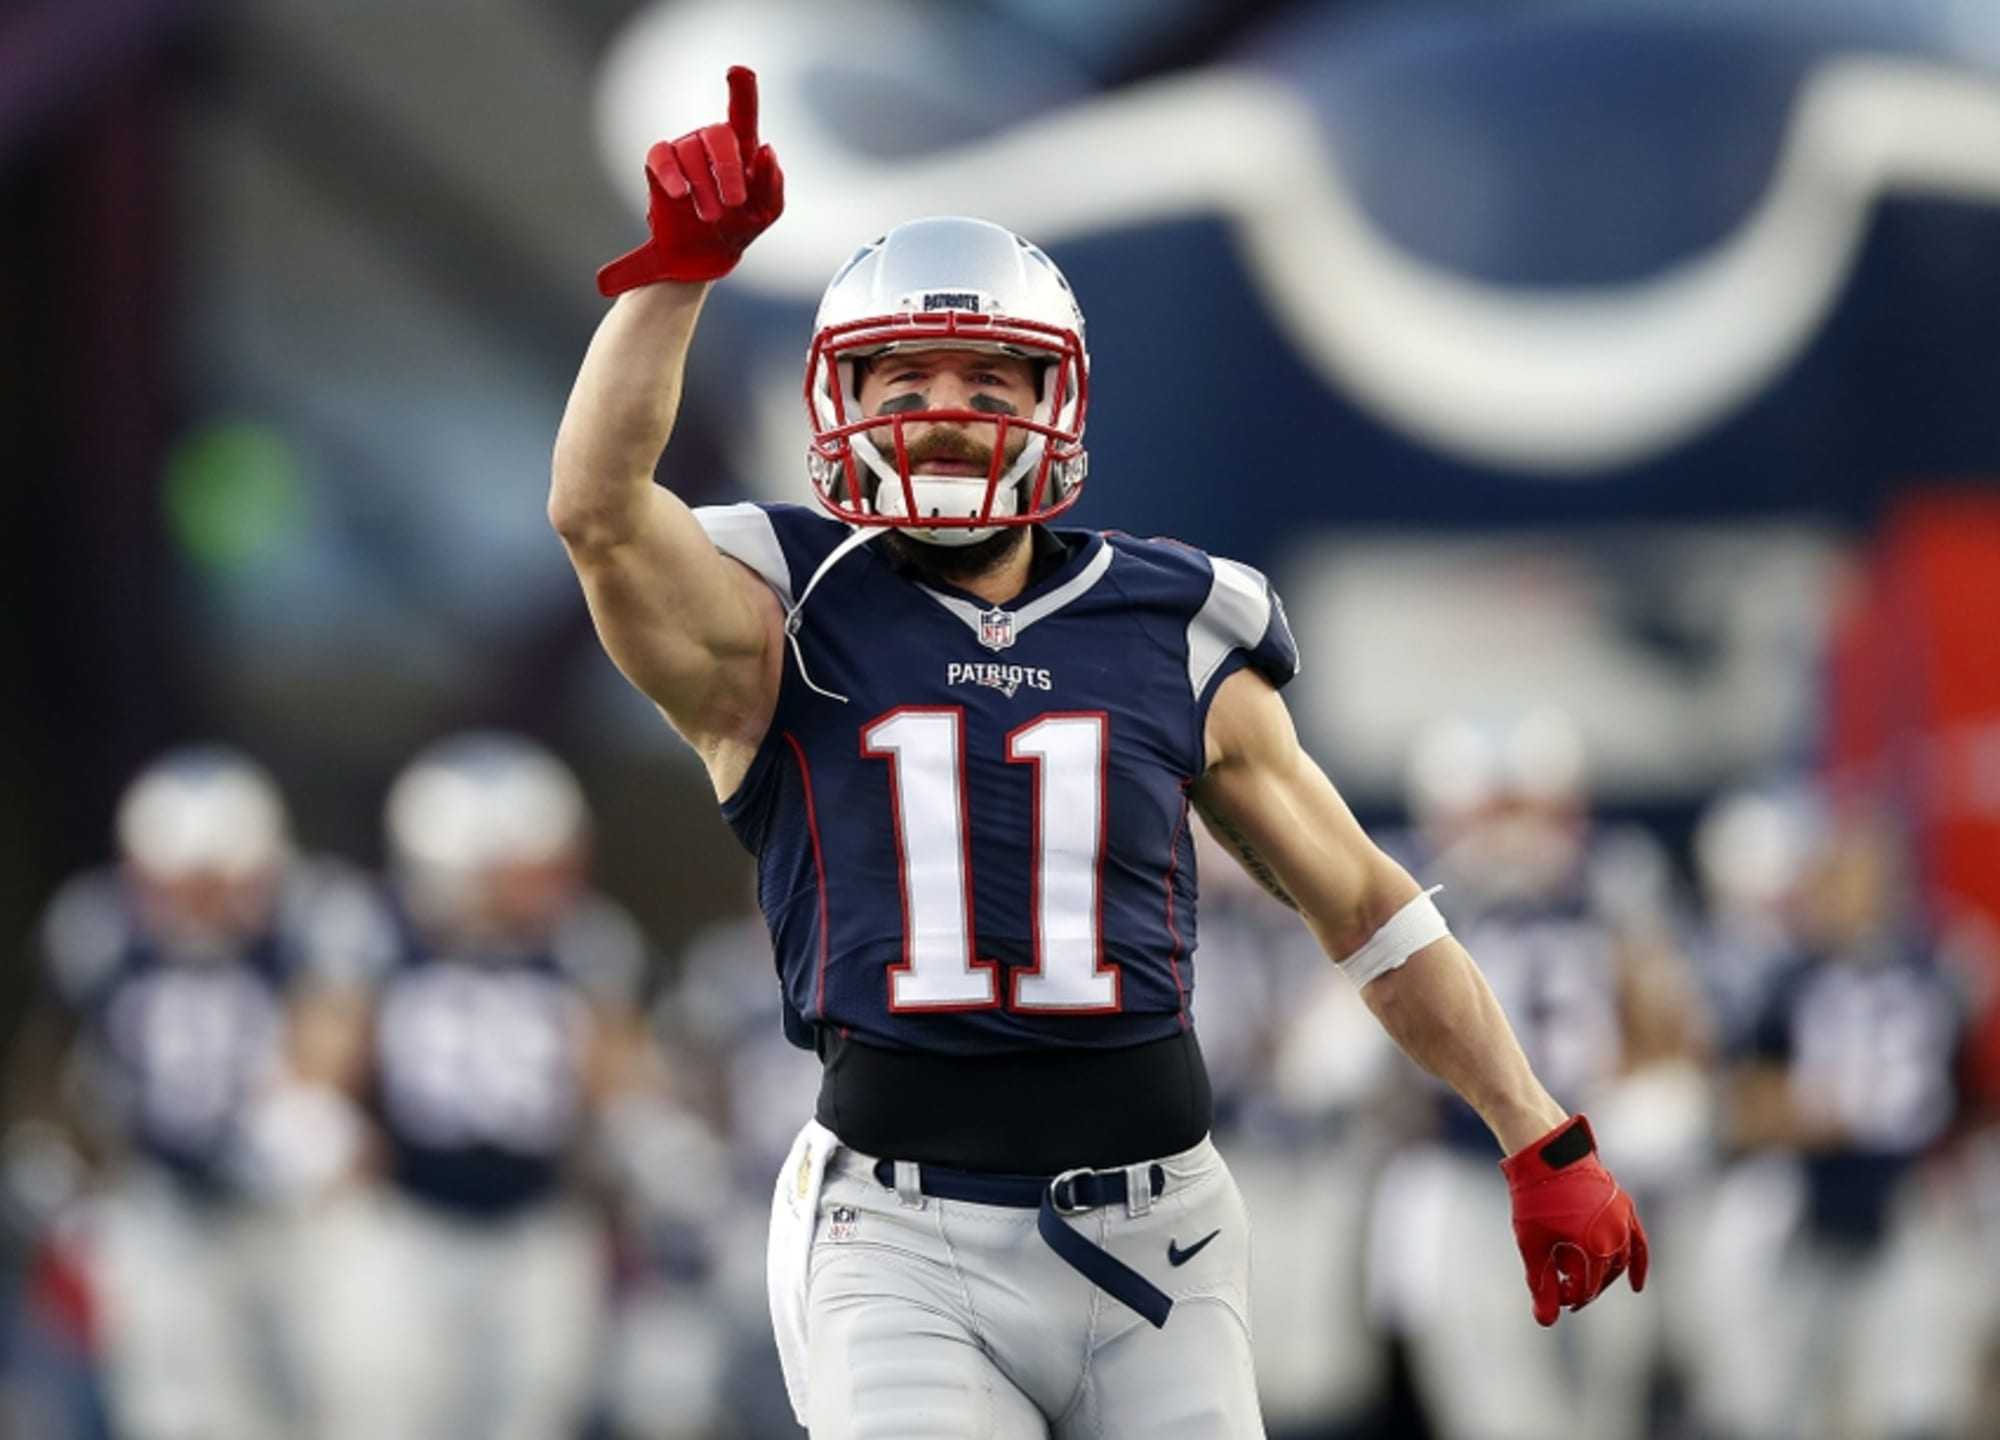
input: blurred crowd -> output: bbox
[2,717,1997,1440]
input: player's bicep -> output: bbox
[572,537,773,688]
[564,494,783,731]
[1195,668,1417,955]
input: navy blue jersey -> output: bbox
[371,893,646,1215]
[1747,946,1962,1243]
[700,503,1299,1058]
[37,862,392,1189]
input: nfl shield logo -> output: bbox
[978,608,1016,651]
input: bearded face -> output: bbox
[853,350,1038,516]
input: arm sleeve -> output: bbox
[692,502,796,607]
[1187,555,1301,728]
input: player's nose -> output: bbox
[923,372,973,408]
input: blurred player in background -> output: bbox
[555,67,1645,1438]
[1368,713,1703,1440]
[291,733,658,1440]
[1693,806,1973,1440]
[1188,822,1403,1438]
[1689,786,1824,1054]
[643,899,822,1438]
[4,745,390,1440]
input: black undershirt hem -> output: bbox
[814,1027,1214,1174]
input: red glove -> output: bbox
[597,66,785,296]
[1500,1114,1648,1326]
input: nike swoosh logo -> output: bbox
[1167,1230,1221,1267]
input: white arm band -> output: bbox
[1337,886,1449,987]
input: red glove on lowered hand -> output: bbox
[598,66,785,296]
[1500,1114,1648,1326]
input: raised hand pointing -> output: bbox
[598,66,785,295]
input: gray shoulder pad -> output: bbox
[39,872,129,1006]
[694,503,793,607]
[1185,556,1275,699]
[282,859,400,991]
[553,894,650,1008]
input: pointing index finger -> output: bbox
[727,66,759,154]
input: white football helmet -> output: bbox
[385,732,590,942]
[804,217,1089,546]
[115,744,292,951]
[1406,710,1588,902]
[1693,784,1821,922]
[117,745,291,881]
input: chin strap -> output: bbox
[783,527,882,704]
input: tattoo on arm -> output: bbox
[1192,794,1300,910]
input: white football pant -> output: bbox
[773,1129,1266,1438]
[288,1185,605,1440]
[1686,1156,1987,1440]
[84,1166,298,1440]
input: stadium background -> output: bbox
[4,0,1999,1436]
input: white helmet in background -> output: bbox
[115,744,292,950]
[1693,783,1821,924]
[1406,709,1588,901]
[804,216,1089,546]
[385,732,590,944]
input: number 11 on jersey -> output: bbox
[862,708,1117,1014]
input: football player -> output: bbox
[13,745,389,1440]
[1692,808,1971,1440]
[1689,784,1822,1051]
[289,733,655,1440]
[555,68,1647,1437]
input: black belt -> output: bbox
[872,1158,1173,1328]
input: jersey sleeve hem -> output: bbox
[1192,649,1255,776]
[693,502,796,607]
[1182,553,1301,774]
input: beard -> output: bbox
[882,525,1030,586]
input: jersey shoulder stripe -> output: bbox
[693,501,853,610]
[1099,532,1300,702]
[1188,556,1287,698]
[693,502,798,607]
